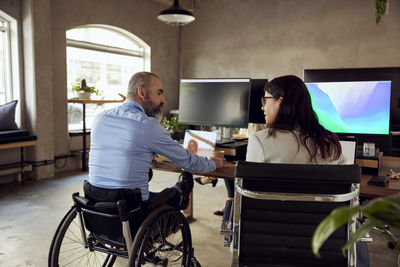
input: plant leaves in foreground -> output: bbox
[312,206,359,257]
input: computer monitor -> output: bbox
[249,79,268,123]
[179,78,250,127]
[305,81,391,135]
[304,67,400,131]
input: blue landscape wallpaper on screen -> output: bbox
[305,81,391,135]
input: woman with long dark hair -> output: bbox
[246,75,344,164]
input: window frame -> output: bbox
[0,15,12,103]
[65,24,150,132]
[0,10,21,124]
[66,24,150,72]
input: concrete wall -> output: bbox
[181,0,400,79]
[2,0,399,181]
[0,0,180,180]
[50,0,181,159]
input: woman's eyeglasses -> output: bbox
[261,96,275,106]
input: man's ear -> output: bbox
[137,87,146,100]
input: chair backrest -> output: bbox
[79,201,126,246]
[232,161,361,267]
[79,182,144,247]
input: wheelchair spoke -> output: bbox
[50,208,115,267]
[138,211,186,266]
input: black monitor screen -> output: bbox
[179,79,250,127]
[249,79,268,123]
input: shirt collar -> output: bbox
[124,99,144,112]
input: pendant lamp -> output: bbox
[157,0,195,26]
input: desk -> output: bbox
[68,97,125,171]
[151,161,235,220]
[360,156,400,198]
[151,156,400,219]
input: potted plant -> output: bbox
[375,0,390,24]
[312,194,400,259]
[72,78,102,100]
[160,116,185,140]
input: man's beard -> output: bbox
[143,97,163,118]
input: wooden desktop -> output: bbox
[151,156,400,220]
[360,156,400,198]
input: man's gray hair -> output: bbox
[127,72,159,97]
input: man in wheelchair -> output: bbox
[48,72,225,267]
[87,71,224,210]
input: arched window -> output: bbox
[66,25,150,131]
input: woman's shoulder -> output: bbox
[252,128,298,138]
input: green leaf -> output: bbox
[160,117,184,135]
[375,225,400,251]
[341,218,376,256]
[312,206,359,257]
[375,0,388,24]
[363,195,400,228]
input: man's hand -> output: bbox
[211,157,226,169]
[152,154,159,162]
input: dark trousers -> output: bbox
[83,181,181,234]
[224,179,235,198]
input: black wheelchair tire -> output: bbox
[189,258,201,267]
[128,205,193,266]
[48,207,116,267]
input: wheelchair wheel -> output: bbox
[49,207,117,267]
[128,205,193,266]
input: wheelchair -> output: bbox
[48,191,201,266]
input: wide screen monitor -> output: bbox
[179,78,250,127]
[305,81,391,135]
[304,67,400,131]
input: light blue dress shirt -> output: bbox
[88,100,216,200]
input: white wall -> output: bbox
[181,0,400,79]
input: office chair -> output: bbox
[222,161,362,267]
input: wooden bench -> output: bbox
[0,130,37,184]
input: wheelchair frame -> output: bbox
[48,192,200,267]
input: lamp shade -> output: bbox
[157,0,195,26]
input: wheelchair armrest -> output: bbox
[74,195,90,207]
[220,199,233,235]
[95,201,118,210]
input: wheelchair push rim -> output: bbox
[129,205,193,266]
